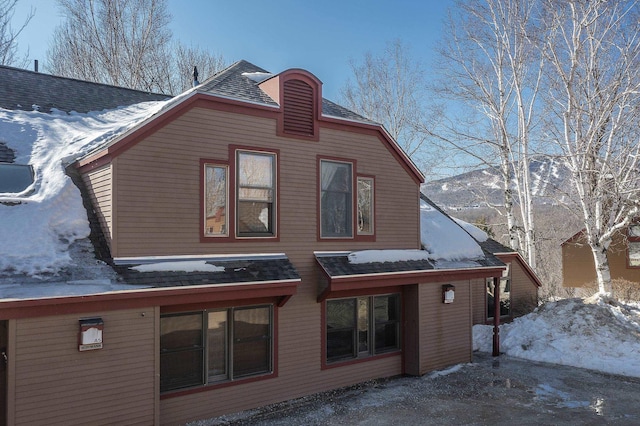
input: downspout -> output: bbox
[492,276,500,356]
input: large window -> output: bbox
[236,151,276,237]
[160,305,273,392]
[326,294,400,363]
[628,224,640,267]
[320,160,353,238]
[204,164,228,237]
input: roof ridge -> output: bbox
[0,64,168,97]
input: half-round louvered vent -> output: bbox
[283,79,314,136]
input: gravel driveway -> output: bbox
[201,352,640,425]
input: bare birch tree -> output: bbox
[340,40,438,175]
[47,0,226,94]
[435,0,544,269]
[0,0,33,66]
[541,0,640,295]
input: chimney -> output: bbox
[34,60,38,73]
[192,66,199,87]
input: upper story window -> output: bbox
[628,224,640,267]
[357,177,374,235]
[236,150,276,237]
[320,159,353,238]
[319,159,376,240]
[160,304,273,393]
[204,164,228,237]
[326,294,400,363]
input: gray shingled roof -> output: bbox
[315,251,503,279]
[198,60,279,106]
[0,65,170,113]
[198,60,375,124]
[479,238,515,255]
[114,256,300,287]
[316,254,435,277]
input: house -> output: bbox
[1,61,509,425]
[562,226,640,288]
[419,195,541,324]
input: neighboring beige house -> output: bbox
[562,224,640,287]
[0,61,510,425]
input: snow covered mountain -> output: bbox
[422,157,572,209]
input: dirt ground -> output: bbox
[202,353,640,425]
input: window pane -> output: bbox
[237,152,275,236]
[237,201,272,234]
[327,299,356,361]
[629,242,640,266]
[233,307,272,378]
[160,349,204,391]
[160,313,204,392]
[500,278,511,316]
[357,177,374,235]
[161,313,203,350]
[327,299,356,329]
[374,295,399,353]
[320,161,352,238]
[204,165,227,236]
[238,153,273,187]
[207,310,228,380]
[327,329,355,360]
[358,297,369,353]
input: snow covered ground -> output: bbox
[474,295,640,378]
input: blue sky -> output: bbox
[13,0,452,100]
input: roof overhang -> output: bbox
[493,252,543,288]
[315,252,505,302]
[0,254,301,319]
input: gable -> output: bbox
[75,62,424,185]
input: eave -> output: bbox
[0,279,300,320]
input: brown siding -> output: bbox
[417,280,473,374]
[120,109,421,424]
[12,308,156,426]
[112,107,419,257]
[471,278,487,325]
[510,259,539,312]
[82,164,113,250]
[81,107,424,424]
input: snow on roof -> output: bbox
[420,198,485,261]
[241,71,275,83]
[0,280,151,300]
[0,101,167,276]
[346,199,491,267]
[348,249,430,264]
[452,217,488,242]
[131,261,225,273]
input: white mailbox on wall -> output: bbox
[78,318,103,351]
